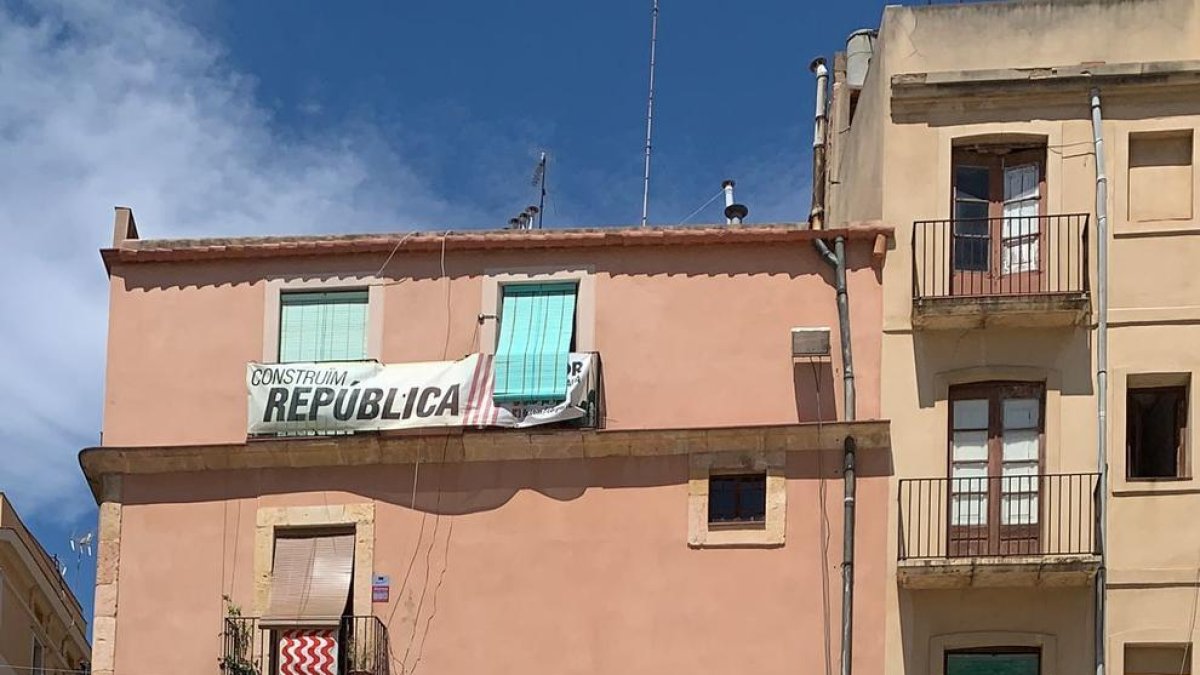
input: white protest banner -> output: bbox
[247,353,595,435]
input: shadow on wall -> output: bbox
[794,359,839,423]
[896,584,1095,675]
[118,448,894,514]
[893,94,1200,128]
[910,326,1095,410]
[112,239,880,291]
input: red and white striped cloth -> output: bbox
[464,353,502,427]
[278,629,338,675]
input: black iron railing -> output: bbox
[221,615,390,675]
[912,214,1089,300]
[898,473,1100,561]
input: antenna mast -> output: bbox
[640,0,660,228]
[532,152,548,229]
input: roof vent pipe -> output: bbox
[809,57,829,230]
[722,180,748,226]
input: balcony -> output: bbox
[221,615,389,675]
[897,473,1100,588]
[911,214,1090,329]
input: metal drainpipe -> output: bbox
[810,54,856,675]
[1088,85,1109,675]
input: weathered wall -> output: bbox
[832,0,1200,673]
[101,239,884,447]
[111,458,891,675]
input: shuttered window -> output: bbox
[493,282,578,403]
[261,534,354,628]
[278,290,368,363]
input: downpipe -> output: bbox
[1089,86,1109,675]
[810,54,856,675]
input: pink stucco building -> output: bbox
[82,207,891,675]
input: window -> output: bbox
[1125,643,1191,675]
[946,647,1040,675]
[31,636,44,675]
[493,282,578,403]
[951,145,1046,293]
[262,532,354,627]
[278,290,368,363]
[707,474,767,526]
[949,383,1043,556]
[1129,130,1194,222]
[1127,385,1189,480]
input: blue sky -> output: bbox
[0,0,888,633]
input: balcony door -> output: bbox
[951,147,1047,296]
[948,382,1044,557]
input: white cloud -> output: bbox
[0,0,486,519]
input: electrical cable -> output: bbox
[373,232,418,279]
[675,188,727,226]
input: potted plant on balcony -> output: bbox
[218,597,261,675]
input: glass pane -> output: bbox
[954,399,989,430]
[952,494,988,526]
[955,166,990,202]
[947,652,1039,675]
[1002,461,1039,481]
[708,479,737,522]
[952,461,989,482]
[955,200,990,224]
[953,431,988,462]
[1003,399,1039,430]
[1002,429,1039,462]
[1004,163,1040,202]
[1001,493,1039,525]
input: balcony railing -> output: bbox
[221,615,389,675]
[912,214,1089,300]
[898,473,1099,561]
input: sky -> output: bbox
[0,0,889,632]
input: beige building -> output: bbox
[825,1,1200,675]
[0,494,90,675]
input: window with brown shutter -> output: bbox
[260,533,355,628]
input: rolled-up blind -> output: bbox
[279,291,368,363]
[261,534,354,628]
[493,283,577,403]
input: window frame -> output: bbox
[949,144,1048,292]
[946,381,1046,555]
[706,473,768,528]
[688,452,786,548]
[944,646,1041,675]
[262,277,384,364]
[479,266,596,357]
[1126,384,1190,481]
[277,288,371,364]
[31,634,45,675]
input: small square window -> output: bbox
[707,473,767,525]
[1127,384,1189,480]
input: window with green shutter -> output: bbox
[278,290,369,363]
[493,282,578,403]
[946,649,1040,675]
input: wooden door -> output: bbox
[951,148,1046,296]
[948,383,1045,557]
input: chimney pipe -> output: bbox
[810,57,829,229]
[722,179,748,226]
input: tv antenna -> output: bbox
[531,152,548,229]
[69,531,94,577]
[640,0,660,227]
